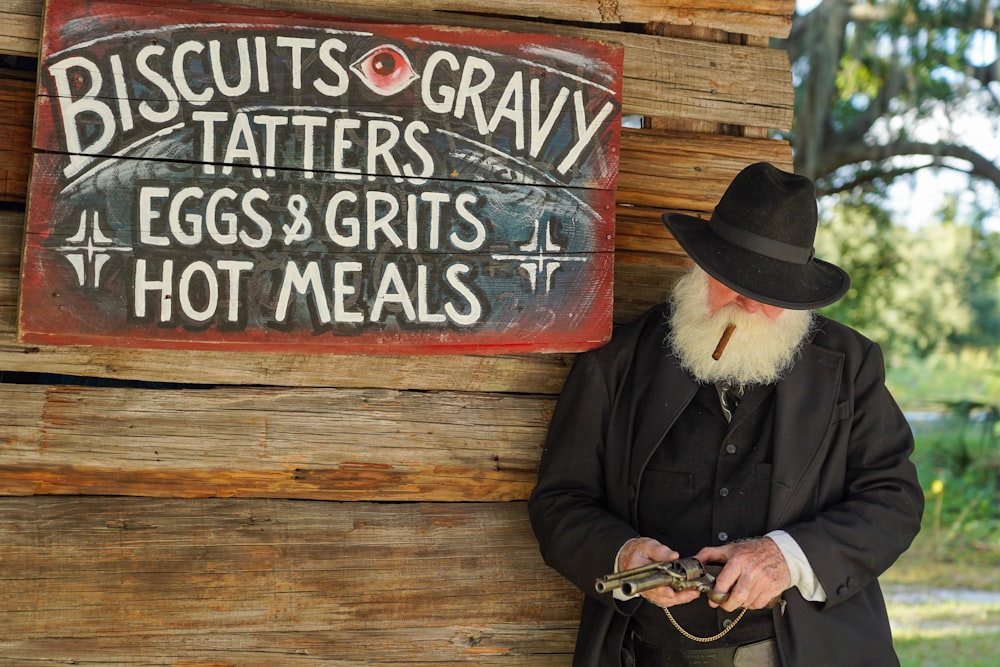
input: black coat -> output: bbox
[528,305,924,666]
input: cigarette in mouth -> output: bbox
[712,323,737,361]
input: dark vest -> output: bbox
[631,382,777,650]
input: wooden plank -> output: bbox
[0,75,33,204]
[0,2,41,58]
[2,132,790,387]
[0,335,577,393]
[0,72,32,204]
[3,207,575,391]
[0,60,791,211]
[621,0,793,37]
[615,206,688,257]
[0,18,793,209]
[0,0,793,60]
[0,496,580,664]
[0,383,550,501]
[217,4,795,127]
[617,130,793,210]
[0,1,795,131]
[202,0,794,38]
[32,0,623,191]
[620,36,791,126]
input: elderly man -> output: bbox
[528,162,923,667]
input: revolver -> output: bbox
[594,557,729,604]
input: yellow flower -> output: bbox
[930,479,944,495]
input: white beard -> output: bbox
[667,267,815,386]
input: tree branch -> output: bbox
[815,139,1000,195]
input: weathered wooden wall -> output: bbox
[0,0,795,663]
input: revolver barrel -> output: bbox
[594,558,730,604]
[620,571,677,596]
[594,562,667,594]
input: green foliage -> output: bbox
[846,0,989,110]
[893,619,1000,667]
[890,354,1000,567]
[887,349,1000,408]
[882,353,1000,665]
[920,462,999,564]
[815,193,1000,358]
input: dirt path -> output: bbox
[884,585,1000,636]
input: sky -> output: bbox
[883,103,1000,232]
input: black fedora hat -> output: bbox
[662,162,850,310]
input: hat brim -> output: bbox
[663,212,850,310]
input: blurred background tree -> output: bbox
[782,0,1000,196]
[779,0,1000,367]
[786,4,1000,592]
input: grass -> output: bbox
[883,507,1000,667]
[877,364,1000,667]
[893,631,1000,667]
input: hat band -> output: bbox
[709,211,814,265]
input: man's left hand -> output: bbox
[693,538,790,613]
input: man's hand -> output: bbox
[694,538,790,612]
[617,537,700,608]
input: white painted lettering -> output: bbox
[332,261,364,323]
[173,41,213,105]
[275,260,331,323]
[48,56,115,178]
[557,92,616,174]
[178,260,218,322]
[450,192,485,251]
[421,50,460,113]
[218,259,254,322]
[136,44,180,124]
[366,191,402,249]
[191,110,228,174]
[134,258,173,321]
[444,263,481,326]
[137,186,171,246]
[370,262,416,322]
[276,36,316,90]
[452,55,494,134]
[314,38,349,96]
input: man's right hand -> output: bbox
[617,537,701,608]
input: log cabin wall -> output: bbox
[0,0,795,664]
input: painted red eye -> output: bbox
[351,44,418,96]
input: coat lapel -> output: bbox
[629,348,698,485]
[768,340,845,528]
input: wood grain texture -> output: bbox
[0,76,33,204]
[0,495,581,665]
[0,58,791,208]
[0,0,41,58]
[618,130,793,211]
[0,0,793,60]
[0,383,551,501]
[0,2,794,128]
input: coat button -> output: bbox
[725,444,737,454]
[719,487,729,497]
[718,531,729,542]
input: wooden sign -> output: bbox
[20,0,622,354]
